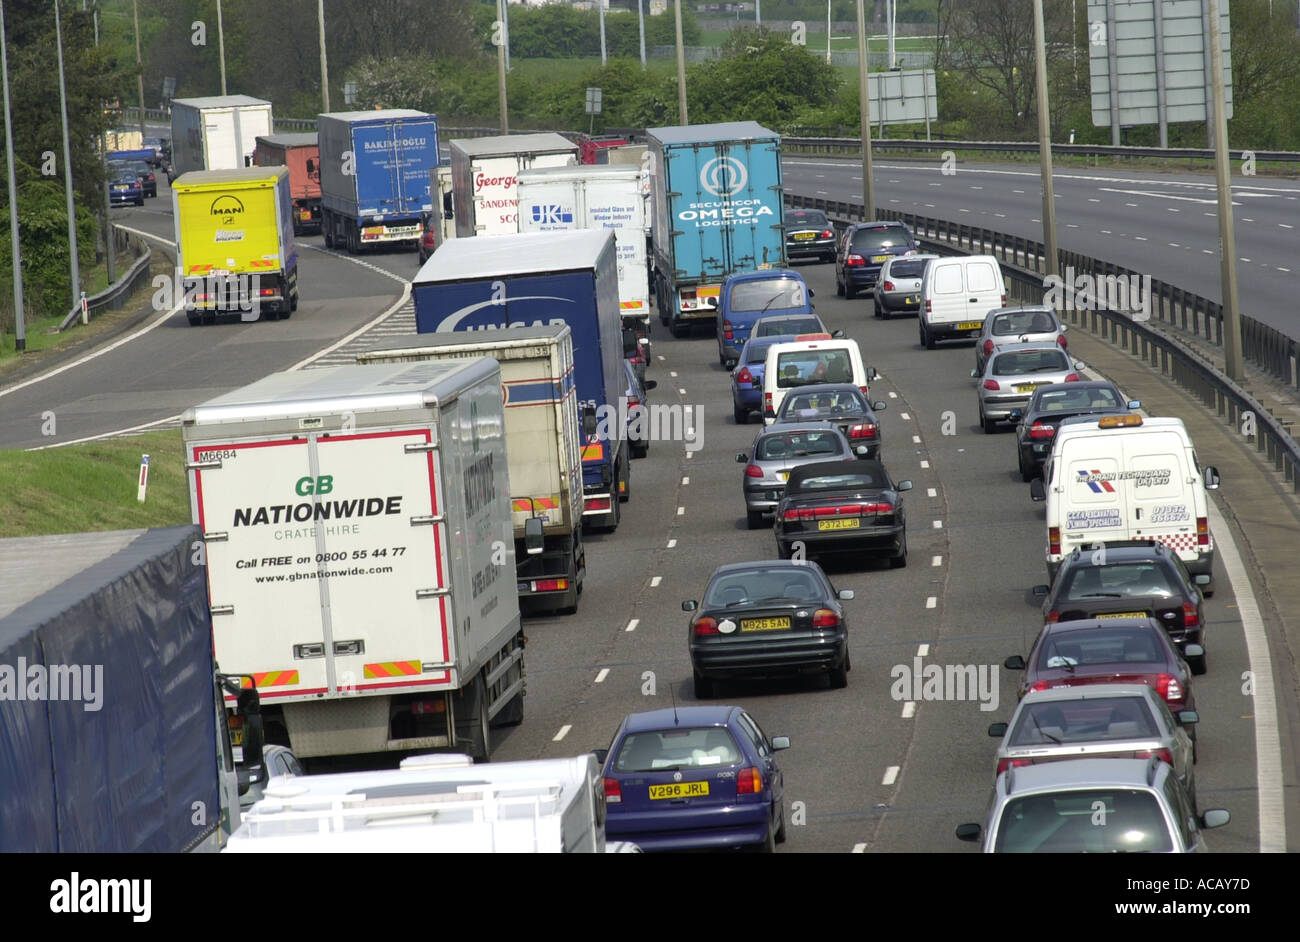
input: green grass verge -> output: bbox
[0,429,190,538]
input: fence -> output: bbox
[784,192,1300,493]
[60,230,153,331]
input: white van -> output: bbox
[918,254,1007,349]
[1030,414,1220,588]
[761,333,877,424]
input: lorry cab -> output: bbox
[1030,414,1220,589]
[761,335,876,425]
[716,269,813,370]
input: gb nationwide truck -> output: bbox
[517,164,651,342]
[170,95,273,175]
[646,122,786,337]
[0,526,266,852]
[449,132,579,238]
[358,324,586,615]
[317,109,440,254]
[254,133,322,235]
[182,358,525,762]
[171,165,299,324]
[412,229,630,533]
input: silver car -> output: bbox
[974,305,1069,375]
[973,342,1085,434]
[987,684,1198,806]
[750,313,842,339]
[736,423,861,529]
[872,253,938,320]
[955,757,1229,853]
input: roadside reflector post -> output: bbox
[80,290,88,325]
[137,453,150,502]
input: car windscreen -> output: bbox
[705,568,824,607]
[1009,696,1160,746]
[786,211,829,229]
[775,349,853,387]
[851,227,909,252]
[792,471,881,490]
[613,728,742,772]
[1061,563,1177,601]
[755,317,820,337]
[780,389,867,416]
[756,430,845,460]
[1033,387,1121,413]
[993,311,1058,335]
[994,789,1173,852]
[1038,626,1163,669]
[992,350,1069,376]
[729,279,806,313]
[886,259,928,279]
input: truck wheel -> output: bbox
[603,487,622,532]
[323,212,334,248]
[630,438,648,459]
[670,317,687,339]
[470,675,492,762]
[186,310,202,326]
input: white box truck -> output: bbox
[517,164,651,337]
[225,752,610,853]
[170,95,274,175]
[358,325,587,615]
[450,132,579,238]
[181,358,525,762]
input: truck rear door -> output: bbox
[671,143,728,282]
[717,137,782,274]
[1060,441,1126,549]
[391,119,438,216]
[352,122,401,216]
[1124,434,1195,548]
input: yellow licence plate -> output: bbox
[872,254,891,263]
[818,518,860,531]
[778,471,789,481]
[956,321,984,331]
[1096,611,1147,619]
[649,781,710,800]
[741,616,792,632]
[793,233,815,241]
[229,725,244,747]
[1015,382,1045,393]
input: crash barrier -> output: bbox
[60,230,152,332]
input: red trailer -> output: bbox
[577,133,629,165]
[253,133,322,235]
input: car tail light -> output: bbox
[736,767,763,794]
[996,758,1032,775]
[859,385,871,398]
[603,777,622,803]
[1196,517,1209,546]
[883,280,895,291]
[1134,749,1175,766]
[764,392,773,411]
[723,319,733,340]
[745,464,764,478]
[1030,680,1051,692]
[983,339,994,357]
[849,423,877,439]
[812,609,840,628]
[925,299,932,313]
[1182,602,1199,628]
[1056,334,1068,348]
[534,578,569,592]
[586,497,612,511]
[410,699,445,715]
[1048,526,1061,556]
[1028,420,1055,439]
[983,379,1000,391]
[1000,293,1008,306]
[259,287,275,297]
[1045,609,1059,623]
[1063,373,1080,382]
[845,254,865,267]
[693,617,719,636]
[820,229,833,239]
[1155,673,1183,704]
[735,366,754,385]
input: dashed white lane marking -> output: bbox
[670,371,678,377]
[1167,207,1180,212]
[932,520,943,529]
[1169,243,1180,247]
[667,539,677,548]
[901,701,917,719]
[1279,267,1292,273]
[888,391,898,398]
[681,476,690,484]
[1280,223,1294,229]
[927,488,937,497]
[657,355,666,361]
[553,725,572,742]
[920,460,930,469]
[1088,198,1100,202]
[900,412,911,420]
[912,435,922,444]
[1012,189,1024,194]
[625,618,639,633]
[678,388,686,395]
[595,669,609,684]
[1101,229,1112,234]
[932,555,942,566]
[959,208,970,213]
[917,644,929,657]
[650,576,662,588]
[1203,249,1214,254]
[1240,257,1251,263]
[852,842,868,853]
[925,597,937,609]
[676,506,685,515]
[882,766,900,786]
[1134,235,1148,241]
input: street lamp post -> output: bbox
[216,0,227,95]
[638,0,647,70]
[855,0,875,219]
[1,0,25,352]
[1033,0,1058,279]
[132,0,145,133]
[55,0,80,310]
[318,0,330,112]
[674,0,688,124]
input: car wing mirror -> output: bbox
[682,600,698,611]
[955,823,981,842]
[895,480,913,491]
[771,736,791,751]
[988,722,1007,738]
[736,453,749,463]
[1004,655,1026,670]
[1029,479,1046,502]
[1031,584,1049,597]
[644,380,657,391]
[1202,466,1220,489]
[524,516,544,555]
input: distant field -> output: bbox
[696,29,934,53]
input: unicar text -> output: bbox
[0,658,103,712]
[1043,266,1152,319]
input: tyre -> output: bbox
[603,486,622,532]
[1189,725,1198,764]
[829,651,848,689]
[1018,451,1036,482]
[923,324,937,350]
[186,310,202,326]
[289,289,299,313]
[750,821,776,853]
[1189,650,1207,676]
[774,802,787,843]
[982,409,998,434]
[889,533,908,568]
[746,509,766,530]
[693,671,714,700]
[630,439,648,459]
[469,675,492,762]
[734,402,748,424]
[835,275,844,297]
[670,317,687,338]
[844,283,857,300]
[618,459,630,503]
[776,540,792,560]
[873,297,882,319]
[323,212,334,248]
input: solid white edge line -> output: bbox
[1207,499,1287,853]
[286,283,412,372]
[594,668,609,684]
[553,725,572,742]
[26,412,183,451]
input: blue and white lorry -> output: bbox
[317,109,440,253]
[412,229,630,532]
[646,122,786,337]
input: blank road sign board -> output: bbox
[1088,0,1232,127]
[867,69,938,126]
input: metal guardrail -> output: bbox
[59,231,153,332]
[785,193,1300,494]
[783,135,1300,164]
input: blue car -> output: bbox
[599,705,790,853]
[731,333,801,424]
[109,170,143,207]
[716,270,814,370]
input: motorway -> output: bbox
[0,155,1292,852]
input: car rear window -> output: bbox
[851,227,910,252]
[730,279,806,313]
[787,211,829,229]
[794,471,880,490]
[755,317,821,337]
[706,568,824,606]
[1009,696,1159,746]
[993,310,1058,335]
[781,389,867,416]
[991,350,1069,376]
[744,340,777,363]
[775,349,854,387]
[886,259,928,279]
[757,430,844,460]
[613,728,742,771]
[1034,387,1121,412]
[995,789,1173,852]
[1038,626,1164,669]
[1062,563,1177,601]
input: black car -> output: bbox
[1010,380,1140,481]
[119,159,157,198]
[1033,541,1210,674]
[772,383,887,460]
[683,559,856,697]
[783,208,837,263]
[774,459,911,566]
[834,221,918,299]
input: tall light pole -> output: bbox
[2,0,25,352]
[756,0,761,26]
[826,1,832,65]
[1032,0,1058,278]
[497,0,509,132]
[638,0,647,70]
[855,0,874,218]
[887,0,895,68]
[55,0,80,309]
[93,1,114,285]
[1207,0,1242,381]
[132,0,145,133]
[317,0,330,111]
[600,0,607,66]
[216,0,227,95]
[674,0,688,124]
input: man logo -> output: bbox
[210,194,245,224]
[699,156,748,198]
[531,204,573,225]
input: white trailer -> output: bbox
[225,752,609,853]
[181,358,524,761]
[170,95,273,175]
[517,164,651,335]
[449,132,579,238]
